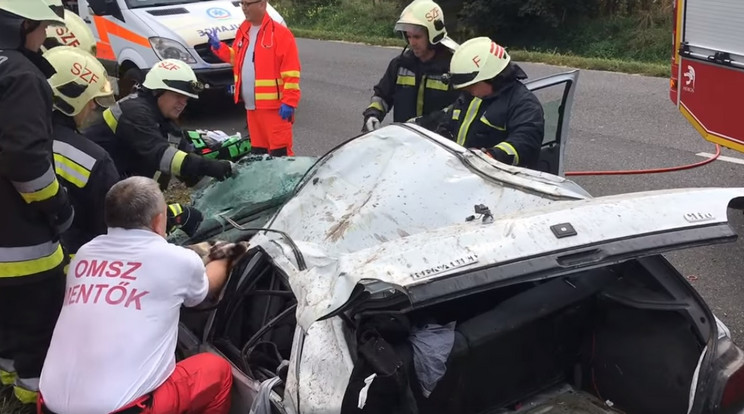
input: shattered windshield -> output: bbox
[168,155,318,244]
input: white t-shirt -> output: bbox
[39,228,209,414]
[241,24,261,110]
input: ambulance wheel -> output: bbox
[118,67,144,98]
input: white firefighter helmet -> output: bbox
[44,45,115,116]
[394,0,448,46]
[0,0,66,25]
[42,9,96,55]
[142,59,203,99]
[449,36,511,89]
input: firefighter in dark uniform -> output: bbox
[361,0,460,133]
[0,0,74,404]
[84,58,234,190]
[436,37,545,170]
[44,45,120,258]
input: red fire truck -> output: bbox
[669,0,744,152]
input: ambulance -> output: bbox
[669,0,744,152]
[62,0,285,97]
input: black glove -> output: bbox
[484,147,514,165]
[361,108,384,133]
[51,187,75,235]
[167,204,204,236]
[200,158,233,181]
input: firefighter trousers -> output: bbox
[145,353,232,414]
[0,272,65,401]
[247,108,294,156]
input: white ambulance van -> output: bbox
[62,0,285,97]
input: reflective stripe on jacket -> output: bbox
[213,13,301,109]
[363,47,459,123]
[0,48,72,283]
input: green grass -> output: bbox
[277,0,672,77]
[0,386,34,414]
[290,28,670,77]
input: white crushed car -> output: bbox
[175,71,744,414]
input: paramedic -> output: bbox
[38,176,239,414]
[206,0,302,157]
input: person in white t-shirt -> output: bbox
[37,176,241,414]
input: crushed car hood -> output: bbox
[250,125,744,331]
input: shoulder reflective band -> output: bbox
[456,98,483,147]
[11,165,60,204]
[495,142,519,165]
[53,140,96,188]
[103,103,122,133]
[159,146,188,176]
[0,242,64,278]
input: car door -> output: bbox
[523,70,580,177]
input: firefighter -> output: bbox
[0,0,74,405]
[41,9,96,55]
[83,58,234,190]
[436,37,545,170]
[206,0,302,156]
[361,0,460,133]
[44,45,120,261]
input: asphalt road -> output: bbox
[181,38,744,341]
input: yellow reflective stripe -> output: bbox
[479,114,506,131]
[255,79,278,87]
[53,154,90,188]
[416,75,426,117]
[0,244,64,278]
[103,108,118,133]
[396,75,415,86]
[256,93,280,100]
[426,79,449,91]
[495,142,520,165]
[168,203,183,216]
[284,83,300,90]
[452,109,461,120]
[456,98,482,147]
[229,47,236,66]
[368,102,385,112]
[171,150,187,175]
[280,70,300,78]
[19,178,59,203]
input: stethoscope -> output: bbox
[237,19,275,51]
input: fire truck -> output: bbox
[669,0,744,152]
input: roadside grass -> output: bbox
[0,386,34,414]
[290,28,670,78]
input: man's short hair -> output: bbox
[104,176,166,230]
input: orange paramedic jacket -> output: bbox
[212,13,301,110]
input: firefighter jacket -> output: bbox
[363,46,459,127]
[52,112,120,255]
[213,13,301,110]
[84,89,230,188]
[0,48,74,284]
[436,64,545,170]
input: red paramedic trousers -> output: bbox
[247,108,295,155]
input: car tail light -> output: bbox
[721,364,744,409]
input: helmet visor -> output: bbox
[449,71,479,88]
[94,79,116,108]
[394,22,426,36]
[163,79,204,96]
[47,3,66,26]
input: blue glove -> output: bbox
[279,103,295,121]
[205,29,221,50]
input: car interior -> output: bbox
[340,254,708,414]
